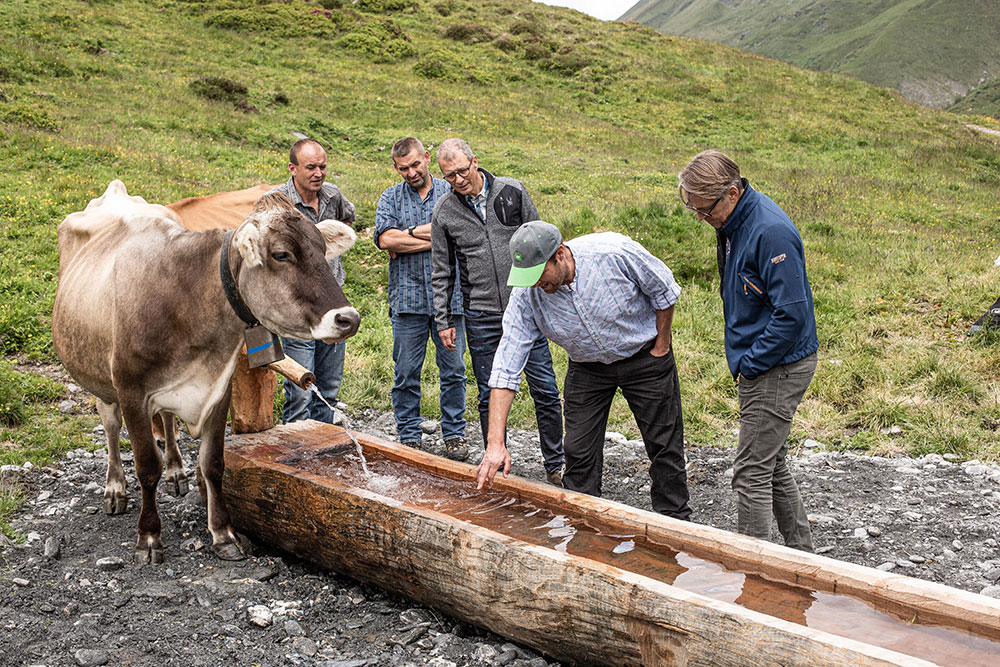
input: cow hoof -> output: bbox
[133,546,165,565]
[103,493,128,515]
[213,533,252,561]
[164,474,189,497]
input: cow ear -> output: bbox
[316,219,357,259]
[234,223,264,267]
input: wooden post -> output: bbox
[229,347,276,434]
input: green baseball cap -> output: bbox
[507,220,562,287]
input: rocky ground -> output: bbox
[2,392,1000,666]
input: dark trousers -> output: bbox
[563,345,691,519]
[463,308,564,474]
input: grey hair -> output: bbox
[437,137,474,163]
[678,150,742,200]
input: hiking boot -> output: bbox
[444,437,469,461]
[546,466,564,488]
[401,441,421,451]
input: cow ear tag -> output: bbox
[245,325,285,368]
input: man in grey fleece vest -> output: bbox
[430,138,565,486]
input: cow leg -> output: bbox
[97,399,128,515]
[200,389,250,561]
[120,401,164,565]
[154,413,188,497]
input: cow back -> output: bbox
[167,184,274,232]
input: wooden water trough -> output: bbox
[222,421,1000,666]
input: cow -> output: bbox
[52,180,360,564]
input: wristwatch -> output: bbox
[407,227,415,237]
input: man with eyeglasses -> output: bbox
[374,137,468,460]
[430,138,565,486]
[678,149,818,552]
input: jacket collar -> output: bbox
[457,168,495,214]
[721,178,754,237]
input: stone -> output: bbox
[419,420,439,434]
[44,536,62,559]
[284,619,306,637]
[815,545,834,554]
[58,400,76,414]
[979,585,1000,599]
[73,648,109,666]
[952,539,964,551]
[876,562,896,571]
[865,526,882,537]
[12,577,30,587]
[802,439,822,449]
[853,527,868,538]
[473,644,499,661]
[604,431,628,445]
[247,605,273,627]
[96,557,124,571]
[908,554,926,564]
[290,637,317,657]
[495,648,518,665]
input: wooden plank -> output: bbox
[222,422,1000,666]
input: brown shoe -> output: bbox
[546,466,564,487]
[401,441,421,451]
[444,437,469,461]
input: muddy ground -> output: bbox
[2,385,1000,666]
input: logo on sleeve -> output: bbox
[770,253,787,264]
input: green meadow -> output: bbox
[2,0,1000,492]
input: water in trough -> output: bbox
[280,443,1000,666]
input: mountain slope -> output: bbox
[620,0,1000,114]
[1,0,999,458]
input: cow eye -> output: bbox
[271,252,291,262]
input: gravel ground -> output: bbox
[2,388,1000,666]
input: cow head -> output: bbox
[230,200,361,343]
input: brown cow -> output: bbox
[52,180,360,564]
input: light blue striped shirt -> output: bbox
[489,232,682,390]
[374,177,461,315]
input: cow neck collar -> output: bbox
[220,228,260,327]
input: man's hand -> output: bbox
[439,327,457,350]
[650,334,672,357]
[475,444,511,489]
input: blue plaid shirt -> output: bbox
[374,177,461,315]
[465,178,490,223]
[490,233,682,390]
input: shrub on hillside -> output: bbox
[336,17,415,62]
[354,0,416,12]
[441,22,494,43]
[432,0,466,17]
[189,76,256,113]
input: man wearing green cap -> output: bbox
[476,221,692,520]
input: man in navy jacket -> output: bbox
[679,150,818,551]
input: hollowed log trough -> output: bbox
[222,421,1000,666]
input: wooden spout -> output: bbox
[267,356,315,390]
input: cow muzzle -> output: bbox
[313,306,361,343]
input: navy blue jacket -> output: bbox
[720,183,818,379]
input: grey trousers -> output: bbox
[733,352,817,551]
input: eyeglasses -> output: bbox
[679,187,722,217]
[442,161,474,182]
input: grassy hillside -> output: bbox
[621,0,1000,114]
[2,0,1000,473]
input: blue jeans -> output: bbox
[281,337,345,424]
[392,312,467,443]
[463,308,564,473]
